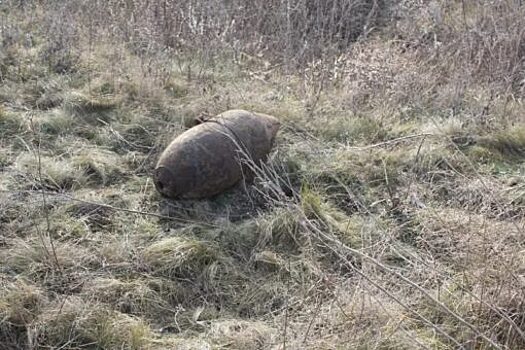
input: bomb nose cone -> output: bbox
[254,112,281,140]
[153,166,176,198]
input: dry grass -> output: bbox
[28,297,151,349]
[1,0,525,349]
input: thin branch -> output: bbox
[29,116,62,273]
[346,133,436,151]
[35,191,218,228]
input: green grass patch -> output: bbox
[318,115,389,144]
[477,126,525,161]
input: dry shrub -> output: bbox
[4,0,387,67]
[416,208,523,268]
[310,1,525,114]
[393,1,525,100]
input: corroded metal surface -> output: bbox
[154,110,280,199]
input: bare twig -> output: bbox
[346,133,436,151]
[29,116,62,273]
[39,191,218,228]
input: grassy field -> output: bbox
[1,1,525,349]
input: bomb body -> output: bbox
[154,109,280,199]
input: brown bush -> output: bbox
[3,0,386,66]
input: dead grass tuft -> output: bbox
[143,236,227,280]
[81,277,175,319]
[207,319,276,349]
[29,298,151,349]
[63,91,119,124]
[72,148,127,186]
[0,279,46,349]
[15,153,87,191]
[0,110,27,139]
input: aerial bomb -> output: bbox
[153,109,280,199]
